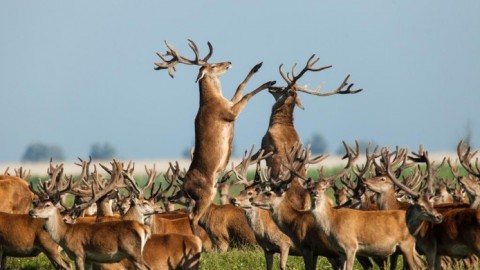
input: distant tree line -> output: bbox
[21,142,117,162]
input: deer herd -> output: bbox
[1,40,479,270]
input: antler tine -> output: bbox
[353,143,376,180]
[142,164,159,197]
[296,72,363,96]
[278,64,292,85]
[231,163,251,187]
[341,140,361,169]
[14,167,31,180]
[457,140,480,178]
[384,149,420,199]
[44,159,65,197]
[287,54,332,90]
[3,167,10,176]
[75,156,92,182]
[154,40,212,77]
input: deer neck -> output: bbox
[269,105,295,127]
[44,208,68,244]
[469,194,480,210]
[377,188,400,210]
[123,206,144,223]
[310,195,335,235]
[405,205,428,237]
[199,77,224,105]
[272,195,304,230]
[97,199,114,217]
[244,207,264,236]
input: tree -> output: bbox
[306,133,328,154]
[90,142,116,160]
[22,142,65,162]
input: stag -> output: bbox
[230,158,302,270]
[0,166,33,214]
[29,160,151,270]
[155,40,275,230]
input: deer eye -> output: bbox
[247,191,253,196]
[265,192,272,197]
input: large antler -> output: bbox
[270,54,362,96]
[317,141,361,183]
[154,39,213,78]
[457,140,480,178]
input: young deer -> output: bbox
[155,40,275,231]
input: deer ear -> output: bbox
[196,67,206,83]
[295,96,305,110]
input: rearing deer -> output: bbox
[155,40,275,230]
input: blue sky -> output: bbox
[1,1,479,162]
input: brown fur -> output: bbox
[0,175,33,214]
[199,203,256,252]
[0,212,70,269]
[233,185,301,270]
[29,202,150,270]
[251,188,340,270]
[176,61,274,231]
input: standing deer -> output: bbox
[222,55,362,211]
[155,40,276,230]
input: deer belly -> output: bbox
[86,251,125,263]
[356,241,398,257]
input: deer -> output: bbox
[249,144,367,270]
[303,146,444,270]
[221,55,362,212]
[155,40,276,231]
[94,166,202,270]
[165,157,259,252]
[0,165,70,270]
[0,166,33,214]
[230,156,302,270]
[379,145,480,270]
[29,160,151,270]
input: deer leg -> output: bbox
[279,245,290,270]
[227,81,276,120]
[264,250,274,270]
[231,62,263,103]
[345,249,357,270]
[301,250,315,270]
[74,256,85,270]
[0,248,5,270]
[356,256,374,270]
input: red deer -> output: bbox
[222,55,362,211]
[29,160,151,270]
[0,166,33,214]
[155,40,276,231]
[230,158,301,270]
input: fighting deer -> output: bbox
[230,158,302,270]
[155,40,276,230]
[0,166,33,214]
[221,55,362,211]
[29,160,151,270]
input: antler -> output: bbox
[154,39,213,78]
[457,140,480,178]
[14,167,31,180]
[220,145,273,183]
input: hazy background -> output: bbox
[1,1,479,163]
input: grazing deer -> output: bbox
[155,40,276,230]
